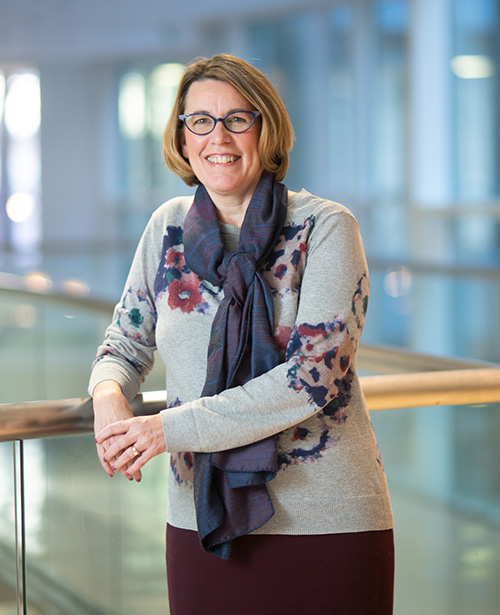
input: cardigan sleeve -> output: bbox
[160,202,370,453]
[88,211,163,402]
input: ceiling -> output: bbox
[0,0,329,64]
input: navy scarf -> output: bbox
[183,171,288,559]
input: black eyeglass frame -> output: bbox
[178,110,261,135]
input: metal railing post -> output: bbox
[13,440,27,615]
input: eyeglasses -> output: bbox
[178,110,261,135]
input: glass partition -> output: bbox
[0,402,498,615]
[21,435,168,615]
[370,402,500,615]
[0,290,166,404]
[364,265,500,363]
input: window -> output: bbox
[117,62,187,237]
[452,0,498,200]
[0,69,41,253]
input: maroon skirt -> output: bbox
[166,524,394,615]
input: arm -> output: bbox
[89,213,161,403]
[159,208,368,452]
[97,204,369,466]
[93,379,166,480]
[93,380,140,480]
[90,210,163,478]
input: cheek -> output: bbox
[247,134,261,163]
[181,133,205,163]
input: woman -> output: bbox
[91,54,394,614]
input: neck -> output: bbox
[204,174,264,228]
[201,189,251,227]
[212,198,250,227]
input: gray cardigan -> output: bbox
[89,189,393,536]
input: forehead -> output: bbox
[183,79,252,112]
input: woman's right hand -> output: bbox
[92,381,142,482]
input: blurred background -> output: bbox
[1,0,499,613]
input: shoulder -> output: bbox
[149,195,194,228]
[286,190,360,243]
[139,196,194,249]
[131,196,194,257]
[287,189,357,222]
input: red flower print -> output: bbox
[168,272,204,313]
[166,248,183,267]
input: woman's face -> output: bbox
[181,79,263,208]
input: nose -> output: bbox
[210,119,232,141]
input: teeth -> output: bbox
[207,155,237,164]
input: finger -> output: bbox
[95,420,130,445]
[118,457,142,482]
[112,444,145,473]
[120,458,142,482]
[97,447,115,477]
[128,466,143,482]
[126,438,164,477]
[101,433,137,461]
[97,433,132,478]
[95,439,118,477]
[117,444,149,481]
[125,449,154,479]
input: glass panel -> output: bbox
[371,0,409,199]
[0,291,166,404]
[23,435,169,615]
[453,403,500,518]
[364,265,500,361]
[371,402,500,615]
[9,403,499,615]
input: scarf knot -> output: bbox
[219,252,257,306]
[183,171,288,559]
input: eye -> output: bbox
[227,113,250,126]
[192,115,211,125]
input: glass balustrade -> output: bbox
[20,435,169,615]
[0,290,166,404]
[371,403,500,615]
[1,402,499,614]
[1,265,500,614]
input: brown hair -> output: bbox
[162,54,294,185]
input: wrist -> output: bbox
[93,380,123,399]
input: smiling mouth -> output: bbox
[206,155,239,164]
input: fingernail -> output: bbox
[125,471,130,477]
[94,438,98,443]
[111,466,116,471]
[103,457,107,463]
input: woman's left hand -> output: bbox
[95,414,167,478]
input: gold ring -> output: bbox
[132,445,142,457]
